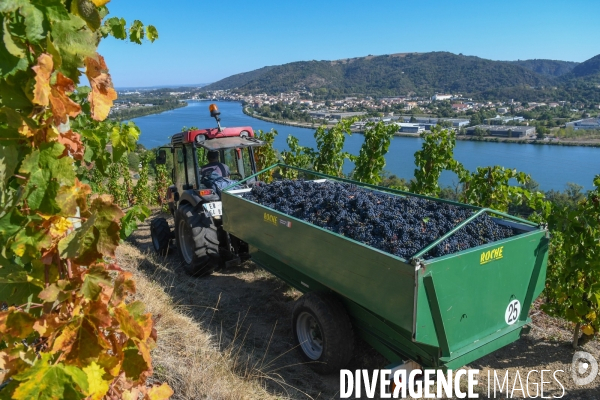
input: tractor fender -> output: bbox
[179,190,202,208]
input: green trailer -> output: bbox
[222,164,549,374]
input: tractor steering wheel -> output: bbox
[229,172,243,181]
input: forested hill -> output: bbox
[203,65,276,91]
[507,59,579,77]
[560,54,600,82]
[203,52,555,97]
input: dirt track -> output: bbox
[126,211,599,399]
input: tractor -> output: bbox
[151,103,265,276]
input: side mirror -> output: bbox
[156,149,167,165]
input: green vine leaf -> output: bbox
[11,353,89,400]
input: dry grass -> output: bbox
[117,242,285,400]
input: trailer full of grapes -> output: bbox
[222,164,549,371]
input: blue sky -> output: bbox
[98,0,600,88]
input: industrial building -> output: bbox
[565,118,600,130]
[308,111,367,120]
[394,123,424,134]
[396,116,469,128]
[465,125,536,138]
[488,115,525,125]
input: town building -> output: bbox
[431,94,452,101]
[488,115,525,125]
[565,118,600,130]
[466,125,535,138]
[394,123,424,133]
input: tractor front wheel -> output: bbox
[150,217,171,255]
[175,203,219,276]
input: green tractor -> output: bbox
[152,104,265,276]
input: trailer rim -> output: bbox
[296,311,324,360]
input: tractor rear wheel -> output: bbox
[150,217,171,255]
[175,203,219,276]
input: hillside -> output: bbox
[203,65,275,91]
[562,54,600,81]
[507,59,578,77]
[204,52,553,97]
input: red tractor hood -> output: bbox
[183,126,255,143]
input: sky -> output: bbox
[98,0,600,88]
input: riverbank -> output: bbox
[110,100,188,121]
[242,106,600,148]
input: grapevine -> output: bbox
[0,1,171,399]
[543,176,600,346]
[253,129,279,183]
[410,126,462,197]
[133,152,151,206]
[351,121,397,185]
[154,164,170,212]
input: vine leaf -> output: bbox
[0,1,29,14]
[2,17,26,58]
[83,362,110,400]
[20,142,75,213]
[51,14,96,82]
[0,308,36,339]
[58,129,86,160]
[110,121,140,163]
[81,265,111,300]
[50,314,111,365]
[145,25,158,42]
[91,0,111,6]
[103,16,126,39]
[49,73,81,123]
[0,260,44,304]
[59,194,123,264]
[146,383,174,400]
[20,3,45,43]
[71,0,101,31]
[32,53,53,106]
[84,53,117,121]
[12,353,89,400]
[122,338,152,381]
[114,301,153,341]
[55,178,91,218]
[110,270,136,305]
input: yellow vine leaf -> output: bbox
[49,216,74,239]
[122,388,141,400]
[83,362,110,400]
[32,53,53,106]
[582,324,595,335]
[85,54,117,121]
[146,383,174,400]
[91,0,111,6]
[18,122,34,138]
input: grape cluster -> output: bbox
[243,180,516,260]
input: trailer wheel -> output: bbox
[150,217,171,255]
[292,292,354,374]
[175,203,219,276]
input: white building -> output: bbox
[431,94,452,101]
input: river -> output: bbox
[132,101,599,191]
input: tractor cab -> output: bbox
[156,103,264,215]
